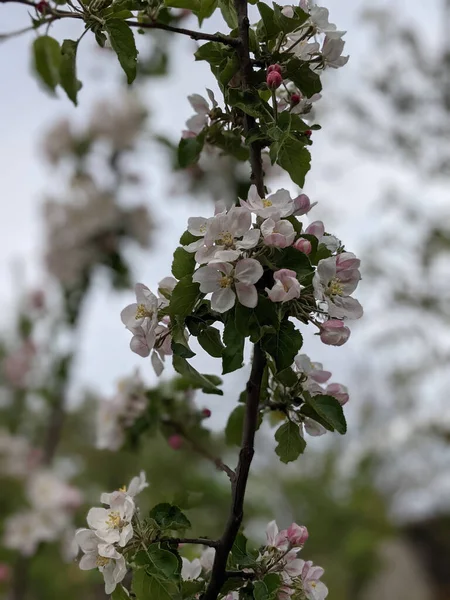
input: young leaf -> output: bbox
[273,3,308,34]
[144,544,180,580]
[225,405,263,446]
[112,586,130,600]
[256,2,279,40]
[172,247,196,280]
[33,36,61,92]
[169,276,200,319]
[165,0,200,9]
[271,247,314,280]
[178,136,204,168]
[106,19,138,84]
[218,0,238,28]
[149,503,191,531]
[254,581,269,600]
[59,39,81,105]
[173,355,223,395]
[132,570,179,600]
[276,138,311,187]
[261,320,303,372]
[196,0,218,24]
[304,394,347,434]
[171,318,195,359]
[275,420,306,463]
[222,313,244,374]
[284,59,322,98]
[198,326,224,358]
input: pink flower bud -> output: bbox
[305,220,325,239]
[326,383,349,406]
[0,563,10,583]
[202,408,212,418]
[267,64,282,74]
[266,71,283,90]
[36,0,49,13]
[168,435,183,450]
[293,238,312,255]
[286,523,309,547]
[320,320,351,347]
[291,93,301,105]
[305,130,312,138]
[335,252,360,273]
[293,193,311,216]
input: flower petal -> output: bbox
[211,288,236,313]
[235,259,263,285]
[236,283,258,308]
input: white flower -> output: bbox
[193,259,263,313]
[303,418,327,437]
[313,256,363,320]
[266,270,302,303]
[181,557,202,581]
[240,186,294,219]
[3,511,61,556]
[261,218,296,248]
[158,276,177,298]
[321,35,349,69]
[185,90,217,135]
[121,284,161,357]
[127,471,149,497]
[298,560,328,600]
[200,547,216,572]
[294,355,331,384]
[76,528,127,595]
[27,470,82,512]
[87,493,135,547]
[309,6,345,38]
[266,521,289,551]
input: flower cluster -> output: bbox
[4,469,82,557]
[75,472,148,594]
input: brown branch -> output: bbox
[224,570,255,580]
[159,537,219,548]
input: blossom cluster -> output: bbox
[180,520,327,600]
[75,472,148,594]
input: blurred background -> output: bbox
[1,0,449,598]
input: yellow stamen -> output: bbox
[219,232,234,247]
[263,199,272,207]
[328,277,343,296]
[106,512,122,529]
[118,485,127,493]
[135,303,153,319]
[96,556,110,567]
[219,276,233,288]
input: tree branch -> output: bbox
[159,537,219,548]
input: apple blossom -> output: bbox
[200,547,216,572]
[320,319,351,346]
[321,35,349,69]
[100,471,148,506]
[76,529,127,595]
[294,355,331,384]
[286,523,309,547]
[267,64,282,74]
[193,259,263,313]
[181,557,202,580]
[293,238,312,254]
[168,434,184,450]
[267,71,283,89]
[266,520,289,550]
[240,185,294,219]
[305,221,324,239]
[87,493,135,547]
[261,217,296,248]
[266,269,302,303]
[326,382,349,406]
[120,283,161,357]
[298,560,328,600]
[303,418,327,437]
[184,91,217,135]
[292,193,316,216]
[313,256,363,320]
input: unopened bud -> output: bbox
[326,382,349,406]
[305,220,324,239]
[201,408,212,418]
[36,0,49,13]
[305,130,312,138]
[168,435,183,450]
[266,71,283,90]
[267,64,282,74]
[293,193,311,216]
[291,93,301,105]
[320,320,351,347]
[293,238,312,255]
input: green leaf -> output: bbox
[235,296,279,342]
[276,138,311,187]
[271,246,314,281]
[169,276,200,319]
[284,59,322,98]
[165,0,200,9]
[225,404,263,446]
[144,544,180,580]
[254,581,269,600]
[171,319,195,359]
[132,570,180,600]
[263,573,282,598]
[218,0,238,28]
[33,36,61,92]
[257,2,279,40]
[179,230,198,246]
[304,394,347,434]
[261,320,303,372]
[196,0,218,23]
[230,532,258,567]
[273,3,308,34]
[181,580,205,598]
[178,136,205,168]
[195,41,229,65]
[106,19,138,84]
[275,367,298,387]
[198,326,224,358]
[149,503,191,531]
[173,355,223,395]
[59,39,81,105]
[275,420,306,463]
[112,586,130,600]
[226,88,272,119]
[172,247,196,279]
[222,312,245,374]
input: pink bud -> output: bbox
[36,0,49,13]
[267,64,282,74]
[335,252,360,273]
[293,238,312,255]
[326,383,349,406]
[202,408,212,418]
[305,130,312,138]
[291,93,301,105]
[305,220,325,239]
[266,71,283,90]
[293,193,311,216]
[0,563,10,583]
[320,320,351,347]
[286,523,309,547]
[168,435,183,450]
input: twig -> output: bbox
[159,537,219,548]
[224,570,255,580]
[125,20,239,46]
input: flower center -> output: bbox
[263,199,273,207]
[135,304,153,319]
[310,582,317,588]
[328,277,343,296]
[219,275,233,288]
[199,223,207,233]
[118,485,127,492]
[96,556,110,567]
[106,511,122,529]
[219,231,234,247]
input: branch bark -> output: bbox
[159,537,219,548]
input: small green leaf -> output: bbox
[179,230,198,246]
[198,326,224,358]
[257,2,279,40]
[112,585,130,600]
[271,246,314,280]
[149,503,191,531]
[284,58,322,98]
[275,420,306,463]
[261,320,303,372]
[59,39,81,105]
[305,394,347,434]
[178,136,205,168]
[222,312,245,374]
[276,138,311,187]
[144,544,180,580]
[273,2,308,34]
[173,355,223,395]
[225,405,263,446]
[275,367,298,387]
[33,36,61,92]
[195,41,229,65]
[132,570,179,600]
[172,247,196,280]
[171,319,195,359]
[254,581,269,600]
[165,0,200,9]
[218,0,238,28]
[169,276,200,319]
[196,0,218,23]
[106,19,138,84]
[263,573,282,597]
